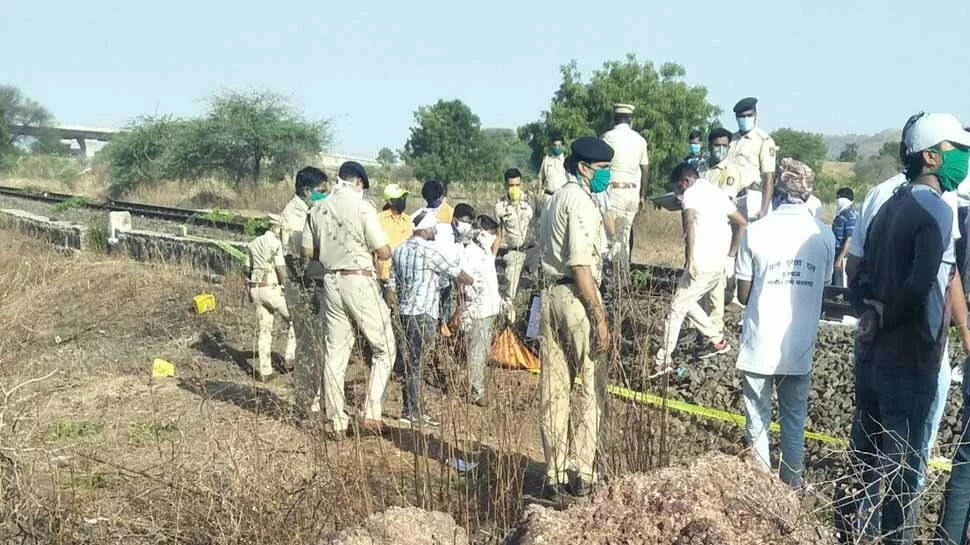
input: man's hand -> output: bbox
[856,309,879,343]
[593,316,611,356]
[863,299,885,328]
[685,260,698,280]
[457,271,474,286]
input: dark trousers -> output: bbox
[849,355,938,544]
[401,313,437,419]
[938,361,970,544]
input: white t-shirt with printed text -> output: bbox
[735,204,836,376]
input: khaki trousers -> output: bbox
[658,269,725,363]
[608,187,640,265]
[539,284,607,485]
[502,249,527,301]
[321,273,396,432]
[250,284,295,376]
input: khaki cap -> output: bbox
[613,103,635,114]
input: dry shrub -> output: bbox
[509,453,828,545]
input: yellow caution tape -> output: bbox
[526,367,952,472]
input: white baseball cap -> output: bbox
[902,113,970,156]
[412,207,439,231]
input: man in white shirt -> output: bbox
[538,133,568,209]
[602,103,650,266]
[458,214,502,406]
[655,163,747,369]
[734,158,835,488]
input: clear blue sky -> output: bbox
[3,0,968,156]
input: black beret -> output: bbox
[570,136,614,164]
[733,97,758,114]
[338,161,370,188]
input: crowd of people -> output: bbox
[242,97,970,544]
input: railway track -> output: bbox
[0,184,857,319]
[0,185,247,233]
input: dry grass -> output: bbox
[0,232,698,544]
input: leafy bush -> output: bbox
[9,154,83,188]
[53,196,91,212]
[102,90,331,195]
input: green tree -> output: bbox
[377,147,397,167]
[101,116,189,193]
[877,140,900,159]
[0,84,54,145]
[771,128,828,172]
[484,128,534,178]
[402,99,501,183]
[837,142,859,162]
[199,90,330,186]
[519,55,719,194]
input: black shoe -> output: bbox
[254,371,277,383]
[571,479,593,498]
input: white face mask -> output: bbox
[456,221,473,238]
[476,231,496,251]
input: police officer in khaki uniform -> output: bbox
[538,132,568,210]
[247,214,295,382]
[705,128,743,198]
[727,97,777,219]
[538,136,613,503]
[601,104,650,265]
[301,161,395,439]
[495,167,534,303]
[280,166,328,411]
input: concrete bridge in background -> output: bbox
[9,124,379,167]
[10,124,119,157]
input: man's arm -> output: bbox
[373,245,392,262]
[836,238,852,266]
[737,280,752,305]
[727,210,747,257]
[682,209,696,276]
[572,264,610,353]
[950,270,970,353]
[639,164,650,204]
[881,225,946,329]
[759,171,775,218]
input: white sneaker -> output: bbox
[953,365,964,385]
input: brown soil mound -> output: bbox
[330,506,470,545]
[509,454,831,545]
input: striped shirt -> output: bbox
[391,237,461,318]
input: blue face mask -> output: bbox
[310,190,327,202]
[737,116,755,133]
[589,166,611,193]
[689,143,702,155]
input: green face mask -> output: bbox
[552,145,564,156]
[588,166,611,193]
[310,190,327,202]
[934,147,970,192]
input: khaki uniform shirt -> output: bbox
[376,209,413,281]
[539,154,567,194]
[706,160,744,198]
[248,230,285,284]
[601,123,649,188]
[280,194,309,257]
[495,197,534,249]
[727,127,777,190]
[302,186,388,273]
[539,182,604,284]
